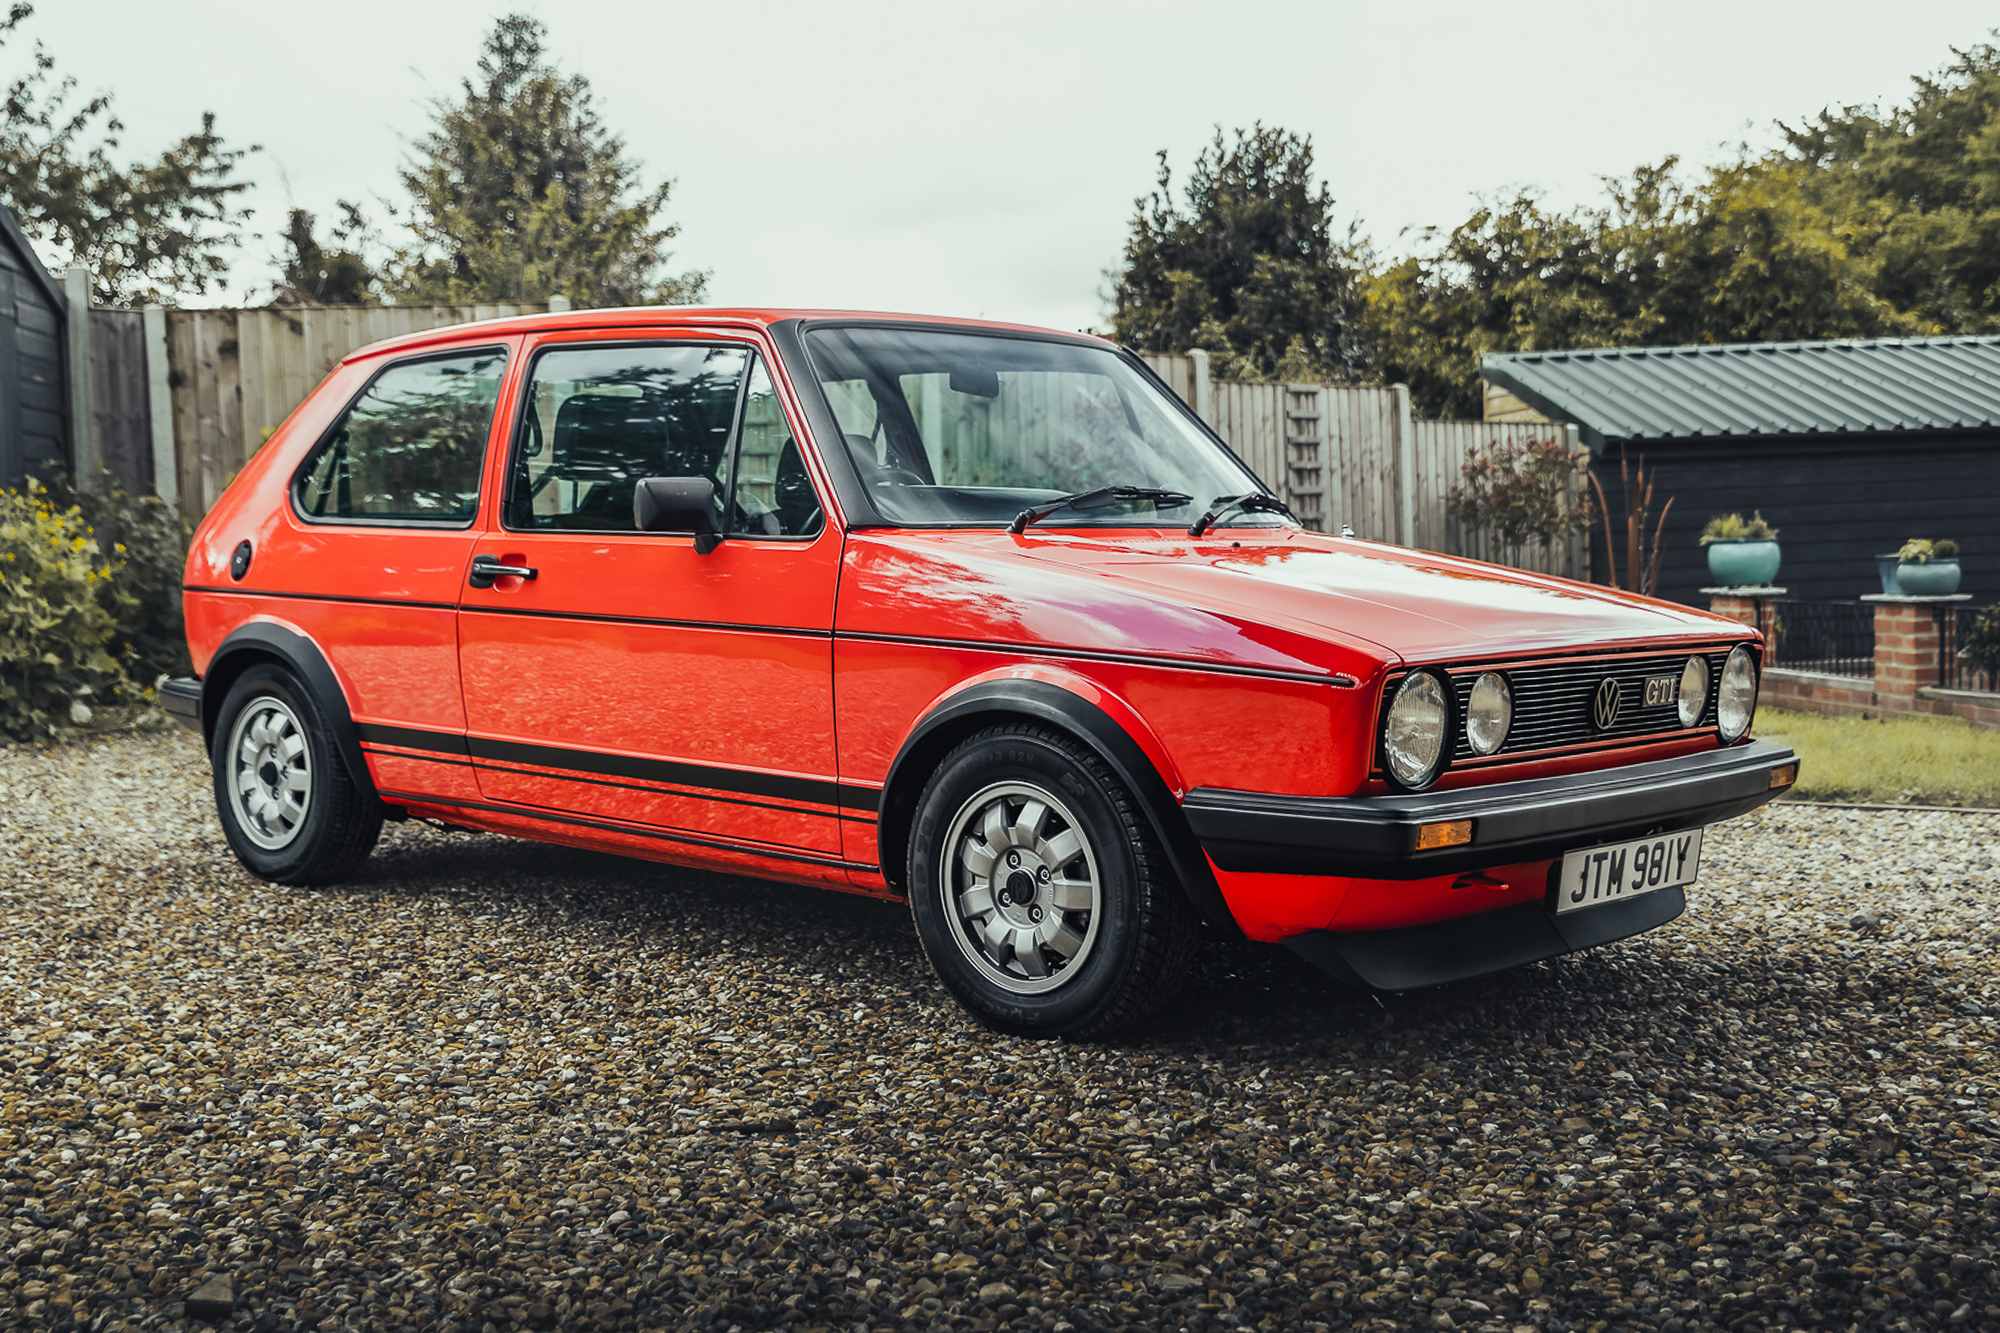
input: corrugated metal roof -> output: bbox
[1480,335,2000,447]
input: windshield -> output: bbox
[801,325,1275,526]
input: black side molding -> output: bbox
[1283,886,1685,991]
[1184,740,1795,879]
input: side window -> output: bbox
[295,349,506,523]
[507,343,748,532]
[728,358,824,538]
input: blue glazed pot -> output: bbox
[1706,539,1781,588]
[1896,559,1961,596]
[1876,554,1903,595]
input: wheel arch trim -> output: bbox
[201,620,380,804]
[879,676,1243,941]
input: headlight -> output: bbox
[1465,672,1511,756]
[1383,671,1451,788]
[1717,645,1758,742]
[1677,656,1710,729]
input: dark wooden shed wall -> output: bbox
[1590,431,2000,608]
[0,226,66,489]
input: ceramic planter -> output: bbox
[1896,559,1961,596]
[1875,554,1903,595]
[1706,538,1781,588]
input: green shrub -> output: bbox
[53,476,193,682]
[0,481,122,739]
[1898,537,1958,563]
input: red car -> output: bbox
[165,309,1797,1037]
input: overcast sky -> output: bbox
[25,0,2000,329]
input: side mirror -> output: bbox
[634,476,722,553]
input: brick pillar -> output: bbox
[1706,591,1782,649]
[1707,594,1758,628]
[1871,602,1941,710]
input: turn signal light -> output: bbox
[1769,763,1798,789]
[1415,819,1473,850]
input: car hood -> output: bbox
[839,528,1741,677]
[1025,531,1735,660]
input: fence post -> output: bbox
[1565,424,1587,581]
[1391,383,1415,547]
[1189,348,1213,426]
[64,266,96,490]
[142,305,176,509]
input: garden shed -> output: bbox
[1481,336,2000,607]
[0,201,68,491]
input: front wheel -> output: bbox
[210,664,382,886]
[907,723,1197,1038]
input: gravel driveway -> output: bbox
[2,731,1995,1333]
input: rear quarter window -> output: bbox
[295,348,508,525]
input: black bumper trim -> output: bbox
[161,677,202,734]
[1184,739,1794,879]
[1282,886,1684,991]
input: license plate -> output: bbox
[1555,828,1703,915]
[1642,674,1677,707]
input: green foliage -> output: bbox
[1110,125,1367,382]
[57,476,191,682]
[0,3,253,304]
[0,481,119,738]
[1701,511,1779,544]
[384,14,707,308]
[1935,538,1960,559]
[271,202,380,305]
[1447,435,1595,551]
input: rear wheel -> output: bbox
[908,723,1197,1038]
[210,664,381,885]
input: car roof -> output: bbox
[339,306,1115,366]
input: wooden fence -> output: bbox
[1142,353,1588,579]
[78,300,553,520]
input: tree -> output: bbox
[1111,125,1367,381]
[0,3,253,304]
[270,201,380,306]
[385,15,707,308]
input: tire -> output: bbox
[907,722,1198,1039]
[210,663,382,886]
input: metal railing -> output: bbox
[1937,604,2000,693]
[1768,599,1875,678]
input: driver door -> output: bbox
[455,329,846,857]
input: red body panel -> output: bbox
[182,306,1765,939]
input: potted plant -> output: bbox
[1896,538,1962,595]
[1701,512,1781,587]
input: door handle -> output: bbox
[468,553,538,589]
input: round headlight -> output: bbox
[1717,645,1758,742]
[1677,655,1710,729]
[1465,671,1512,756]
[1383,671,1451,788]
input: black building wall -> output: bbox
[0,224,66,490]
[1590,431,2000,608]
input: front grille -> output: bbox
[1436,648,1734,764]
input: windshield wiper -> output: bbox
[1007,486,1194,535]
[1187,492,1294,538]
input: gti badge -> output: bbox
[1592,676,1622,731]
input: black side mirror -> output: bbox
[634,476,722,553]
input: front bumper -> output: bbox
[1182,739,1796,880]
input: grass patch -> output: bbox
[1754,706,2000,807]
